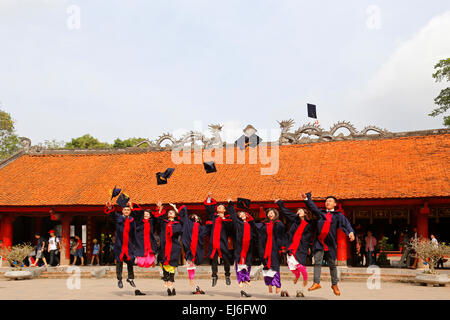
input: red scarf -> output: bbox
[190,222,200,263]
[240,221,251,265]
[120,216,133,262]
[143,219,153,255]
[318,212,332,251]
[164,221,174,265]
[289,219,308,255]
[264,221,274,269]
[211,217,223,259]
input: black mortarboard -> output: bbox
[248,134,261,147]
[116,193,130,207]
[110,186,121,200]
[156,168,175,185]
[203,161,217,173]
[234,134,261,150]
[237,197,251,210]
[307,103,317,119]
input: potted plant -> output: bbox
[410,238,450,286]
[376,236,393,267]
[0,243,35,280]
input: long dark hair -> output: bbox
[264,208,280,222]
[297,207,313,222]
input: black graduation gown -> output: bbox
[105,207,137,261]
[304,196,354,261]
[131,208,158,257]
[179,205,208,264]
[276,200,312,266]
[227,202,256,266]
[204,198,234,261]
[155,211,183,267]
[255,219,286,272]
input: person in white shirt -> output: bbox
[47,230,60,266]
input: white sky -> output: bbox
[1,0,449,144]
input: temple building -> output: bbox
[0,121,449,266]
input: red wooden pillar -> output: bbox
[337,229,348,266]
[337,204,348,266]
[60,215,72,266]
[1,215,15,248]
[417,203,429,240]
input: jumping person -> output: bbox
[254,208,288,297]
[177,203,207,295]
[130,203,158,269]
[204,192,234,287]
[275,199,314,297]
[154,201,183,296]
[226,199,255,298]
[105,200,137,289]
[301,192,355,296]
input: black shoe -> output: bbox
[167,288,172,296]
[127,279,136,287]
[240,290,251,298]
[135,290,146,296]
[197,286,205,294]
[172,288,176,296]
[226,277,231,285]
[192,286,205,295]
[118,280,123,289]
[212,277,218,287]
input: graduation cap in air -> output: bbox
[236,197,251,210]
[203,161,217,174]
[234,134,262,150]
[116,193,130,207]
[307,103,317,119]
[156,168,175,185]
[110,186,121,200]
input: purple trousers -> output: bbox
[264,271,281,288]
[235,262,251,284]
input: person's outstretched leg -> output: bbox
[309,250,323,291]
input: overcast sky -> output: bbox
[1,0,449,144]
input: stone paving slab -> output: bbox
[0,278,449,300]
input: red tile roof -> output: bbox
[0,134,449,206]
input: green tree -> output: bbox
[112,137,148,148]
[429,58,450,126]
[0,108,21,159]
[64,134,111,149]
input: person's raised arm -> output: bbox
[301,192,324,219]
[129,201,144,222]
[275,199,298,223]
[152,200,167,221]
[203,191,217,221]
[226,199,241,227]
[104,201,117,223]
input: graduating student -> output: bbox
[254,208,288,296]
[204,192,234,287]
[105,196,137,289]
[226,198,255,298]
[153,201,183,296]
[301,192,355,296]
[275,199,314,297]
[174,203,207,295]
[130,203,158,269]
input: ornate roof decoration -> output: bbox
[278,120,393,145]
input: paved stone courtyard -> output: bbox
[1,276,449,300]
